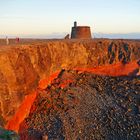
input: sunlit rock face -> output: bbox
[0,39,140,124]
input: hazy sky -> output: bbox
[0,0,140,38]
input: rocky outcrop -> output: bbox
[0,39,140,123]
[18,70,140,140]
[5,60,140,133]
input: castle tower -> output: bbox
[74,21,77,27]
[71,22,92,39]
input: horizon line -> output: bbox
[0,32,140,39]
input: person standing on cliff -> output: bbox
[16,37,19,43]
[6,36,9,45]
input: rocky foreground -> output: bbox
[18,70,140,140]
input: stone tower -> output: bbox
[71,22,92,39]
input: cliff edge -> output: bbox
[0,39,140,124]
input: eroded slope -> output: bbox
[19,70,140,140]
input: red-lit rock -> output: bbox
[0,39,140,126]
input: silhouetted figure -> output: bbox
[6,36,9,45]
[16,37,20,43]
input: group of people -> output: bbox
[6,36,20,45]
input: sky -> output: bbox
[0,0,140,38]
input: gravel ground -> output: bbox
[19,70,140,140]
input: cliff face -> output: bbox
[0,39,140,124]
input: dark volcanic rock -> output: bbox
[19,70,140,140]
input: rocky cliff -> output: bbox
[19,70,140,140]
[0,39,140,125]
